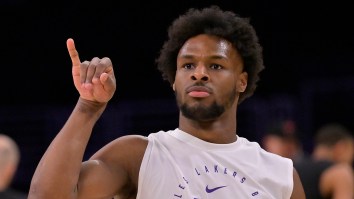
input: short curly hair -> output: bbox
[156,5,264,104]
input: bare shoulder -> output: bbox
[322,163,353,184]
[320,163,354,198]
[325,163,353,176]
[89,135,149,193]
[91,134,148,162]
[291,167,306,199]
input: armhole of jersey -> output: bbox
[136,136,153,199]
[287,160,295,199]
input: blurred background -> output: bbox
[1,0,353,193]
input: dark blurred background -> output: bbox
[1,0,353,193]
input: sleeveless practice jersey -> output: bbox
[136,128,293,199]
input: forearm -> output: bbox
[28,98,107,198]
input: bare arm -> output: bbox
[28,38,119,198]
[78,135,148,199]
[291,167,306,199]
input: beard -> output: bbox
[180,101,224,121]
[176,88,237,122]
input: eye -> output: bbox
[183,63,194,69]
[210,64,222,70]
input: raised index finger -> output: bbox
[66,38,81,67]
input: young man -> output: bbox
[28,6,305,199]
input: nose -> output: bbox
[191,65,209,81]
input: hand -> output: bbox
[66,38,116,103]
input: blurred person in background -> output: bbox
[294,123,354,199]
[0,134,27,199]
[261,119,309,163]
[262,120,353,198]
[312,123,353,166]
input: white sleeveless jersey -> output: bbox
[136,128,293,199]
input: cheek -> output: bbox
[174,72,187,90]
[173,78,184,97]
[214,82,237,105]
[216,78,236,95]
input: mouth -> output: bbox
[186,85,212,98]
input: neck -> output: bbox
[178,111,237,144]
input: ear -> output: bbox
[237,72,248,92]
[172,83,176,91]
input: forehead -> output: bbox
[178,34,239,59]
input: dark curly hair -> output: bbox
[156,5,264,104]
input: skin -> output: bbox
[0,135,19,191]
[28,34,305,199]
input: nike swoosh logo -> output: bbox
[205,185,227,193]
